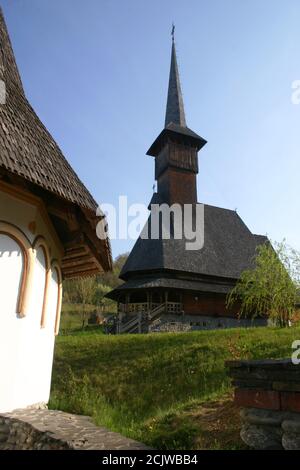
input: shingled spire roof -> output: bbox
[0,8,98,212]
[147,32,206,157]
[165,38,186,127]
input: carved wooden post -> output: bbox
[147,291,150,313]
[125,293,130,314]
[138,312,142,333]
[164,291,168,313]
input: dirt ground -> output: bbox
[190,396,247,450]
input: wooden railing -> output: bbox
[117,313,142,334]
[166,302,182,313]
[120,302,182,314]
[126,303,148,313]
[148,303,165,321]
[117,302,182,334]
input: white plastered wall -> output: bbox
[0,188,63,412]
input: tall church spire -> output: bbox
[165,29,186,128]
[146,28,207,205]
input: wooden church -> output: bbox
[107,35,268,333]
[0,9,111,412]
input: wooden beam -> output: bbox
[64,232,85,248]
[62,254,94,269]
[62,261,97,274]
[64,246,88,258]
[46,204,80,232]
[78,217,112,271]
[63,268,101,279]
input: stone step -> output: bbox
[0,409,150,450]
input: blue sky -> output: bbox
[2,0,300,257]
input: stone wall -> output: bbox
[0,409,149,450]
[149,314,267,333]
[226,359,300,449]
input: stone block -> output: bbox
[281,392,300,413]
[233,379,273,390]
[0,424,9,434]
[282,432,300,450]
[282,417,300,434]
[234,388,281,410]
[240,407,287,427]
[0,432,8,443]
[240,423,283,450]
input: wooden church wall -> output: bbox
[183,291,240,317]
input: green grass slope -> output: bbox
[50,326,300,449]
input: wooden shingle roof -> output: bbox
[120,204,268,281]
[165,39,186,128]
[106,275,234,300]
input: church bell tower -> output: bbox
[147,30,207,206]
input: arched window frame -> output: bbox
[0,221,34,317]
[32,236,51,328]
[51,260,63,336]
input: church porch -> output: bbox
[109,286,267,334]
[117,289,183,317]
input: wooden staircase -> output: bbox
[116,303,165,334]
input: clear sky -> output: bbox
[2,0,300,257]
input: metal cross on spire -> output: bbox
[171,23,175,42]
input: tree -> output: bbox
[62,253,129,323]
[70,277,97,329]
[96,253,128,289]
[226,241,300,327]
[92,284,116,313]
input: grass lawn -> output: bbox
[60,304,115,333]
[60,304,97,332]
[50,326,300,450]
